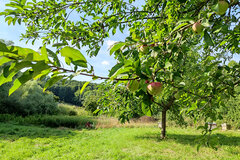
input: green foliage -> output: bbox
[97,83,144,122]
[0,80,58,116]
[42,79,98,106]
[82,90,101,115]
[60,46,87,68]
[219,86,240,129]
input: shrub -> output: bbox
[0,81,58,116]
[0,114,16,122]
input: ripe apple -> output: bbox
[215,0,229,15]
[127,80,139,92]
[192,22,204,34]
[147,82,163,96]
[139,44,149,53]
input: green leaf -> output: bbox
[187,101,198,113]
[0,61,34,86]
[33,68,51,80]
[165,61,172,69]
[110,66,133,79]
[17,18,21,25]
[52,43,68,47]
[93,109,100,114]
[109,63,124,77]
[204,30,214,46]
[172,23,189,33]
[0,41,9,52]
[0,57,12,66]
[80,81,91,94]
[93,16,100,20]
[60,46,87,68]
[109,42,125,56]
[197,144,201,152]
[16,47,45,61]
[178,18,195,24]
[46,48,61,67]
[44,75,65,91]
[10,61,33,71]
[0,72,16,86]
[141,102,152,116]
[9,70,33,95]
[32,61,50,77]
[40,45,49,61]
[201,19,211,28]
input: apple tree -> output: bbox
[0,0,240,142]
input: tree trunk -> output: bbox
[161,110,167,139]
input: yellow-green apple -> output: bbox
[215,0,229,15]
[192,22,204,34]
[127,80,139,92]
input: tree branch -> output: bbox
[50,66,139,81]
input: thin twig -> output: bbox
[50,66,139,81]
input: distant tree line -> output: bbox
[38,78,99,106]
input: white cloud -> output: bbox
[106,40,117,49]
[101,60,110,65]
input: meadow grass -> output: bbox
[57,103,91,116]
[0,122,239,160]
[0,114,95,129]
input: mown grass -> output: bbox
[0,122,239,160]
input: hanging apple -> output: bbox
[215,0,229,15]
[147,82,163,96]
[192,22,204,34]
[127,80,139,92]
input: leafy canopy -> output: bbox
[0,0,240,123]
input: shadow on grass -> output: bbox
[135,132,240,147]
[0,122,77,141]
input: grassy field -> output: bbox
[0,122,239,160]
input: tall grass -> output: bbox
[57,103,90,116]
[96,116,157,128]
[0,114,95,129]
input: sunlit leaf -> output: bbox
[44,75,65,91]
[9,70,34,95]
[109,42,125,56]
[60,46,87,68]
[80,81,91,94]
